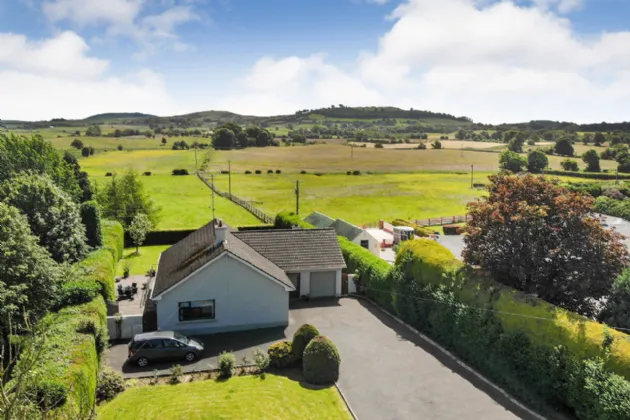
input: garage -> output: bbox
[309,271,337,297]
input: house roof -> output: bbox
[152,221,294,298]
[304,211,335,229]
[232,228,347,272]
[330,218,364,241]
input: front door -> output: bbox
[288,273,300,299]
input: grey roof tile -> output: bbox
[232,228,346,272]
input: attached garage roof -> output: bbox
[232,228,347,272]
[330,218,364,241]
[304,211,335,229]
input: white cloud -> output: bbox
[42,0,198,56]
[214,0,630,123]
[0,32,177,120]
[532,0,582,14]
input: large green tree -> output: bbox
[0,202,61,340]
[594,132,606,146]
[463,173,628,316]
[527,149,548,173]
[96,170,159,228]
[582,149,601,172]
[0,133,81,200]
[0,173,88,263]
[499,150,527,172]
[554,137,574,156]
[212,128,236,149]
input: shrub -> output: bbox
[218,351,236,378]
[275,170,281,174]
[599,268,630,330]
[101,219,124,261]
[117,145,123,151]
[143,171,152,176]
[442,224,461,235]
[96,369,126,402]
[561,159,580,171]
[254,348,270,373]
[255,170,262,174]
[169,364,184,384]
[245,170,252,174]
[274,211,315,229]
[80,200,103,248]
[105,172,113,177]
[375,143,384,149]
[268,340,294,369]
[172,169,189,176]
[346,171,351,175]
[58,280,101,308]
[123,262,130,278]
[417,142,427,150]
[303,336,341,384]
[292,324,320,361]
[352,170,361,175]
[300,170,307,174]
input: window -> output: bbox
[179,300,215,322]
[146,339,163,349]
[162,339,182,348]
[360,240,369,249]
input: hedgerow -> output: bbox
[101,220,124,260]
[274,211,315,229]
[340,237,630,419]
[77,249,116,300]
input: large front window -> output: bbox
[178,300,215,322]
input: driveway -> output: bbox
[109,298,537,419]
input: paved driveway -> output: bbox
[291,298,535,420]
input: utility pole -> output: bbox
[228,160,232,198]
[211,173,215,220]
[194,147,198,172]
[295,180,300,215]
[470,164,474,188]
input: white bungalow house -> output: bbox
[147,219,346,334]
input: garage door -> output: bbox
[310,271,337,298]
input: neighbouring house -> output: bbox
[148,219,346,334]
[304,211,335,229]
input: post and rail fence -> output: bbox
[197,172,275,225]
[413,215,471,227]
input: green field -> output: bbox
[211,172,488,225]
[117,245,169,276]
[92,175,262,230]
[81,149,202,176]
[97,374,352,420]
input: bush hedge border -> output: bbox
[274,211,315,229]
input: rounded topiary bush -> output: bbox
[303,336,340,384]
[292,324,319,361]
[268,340,294,369]
[96,368,126,402]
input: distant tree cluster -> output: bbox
[211,123,278,150]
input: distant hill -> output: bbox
[84,112,157,121]
[298,106,472,123]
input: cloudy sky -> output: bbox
[1,0,630,123]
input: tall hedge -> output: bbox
[20,297,107,418]
[274,211,315,229]
[80,200,103,248]
[101,220,124,260]
[388,239,630,418]
[338,236,393,311]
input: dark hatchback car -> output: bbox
[128,331,204,367]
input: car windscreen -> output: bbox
[173,332,190,344]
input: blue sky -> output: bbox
[2,0,630,123]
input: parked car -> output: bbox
[127,331,204,367]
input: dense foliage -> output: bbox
[274,211,315,229]
[267,340,294,369]
[464,172,628,316]
[554,138,574,156]
[129,213,152,252]
[96,369,126,403]
[0,133,82,200]
[0,173,88,263]
[561,159,579,171]
[212,123,276,150]
[527,149,548,173]
[599,269,630,330]
[499,150,527,172]
[582,149,601,172]
[302,336,341,385]
[96,170,159,228]
[0,203,61,340]
[80,200,103,248]
[292,324,320,361]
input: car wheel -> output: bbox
[184,352,196,362]
[137,357,149,367]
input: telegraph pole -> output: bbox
[228,160,232,198]
[211,173,216,220]
[194,147,198,172]
[470,164,474,188]
[295,180,300,215]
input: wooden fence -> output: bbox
[197,172,275,225]
[413,215,471,226]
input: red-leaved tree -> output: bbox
[463,172,628,316]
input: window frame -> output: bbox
[178,299,216,322]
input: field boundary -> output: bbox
[197,172,275,224]
[413,215,471,226]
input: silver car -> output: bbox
[127,331,204,367]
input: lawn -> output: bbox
[97,374,352,420]
[117,245,169,276]
[80,149,201,176]
[210,172,488,225]
[92,175,262,230]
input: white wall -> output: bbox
[353,230,380,257]
[107,315,143,340]
[290,269,342,297]
[155,254,289,334]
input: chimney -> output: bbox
[215,218,227,245]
